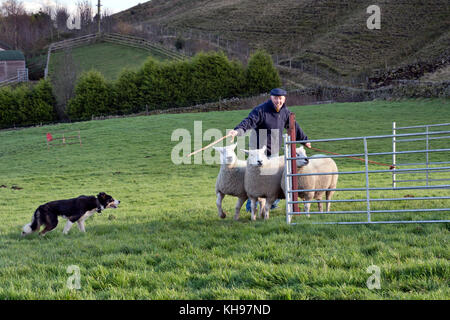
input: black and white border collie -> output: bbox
[22,192,120,236]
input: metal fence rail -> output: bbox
[283,120,450,225]
[0,68,29,87]
[392,122,450,188]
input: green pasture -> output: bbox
[48,42,168,81]
[0,99,448,299]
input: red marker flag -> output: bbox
[46,133,53,142]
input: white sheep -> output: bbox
[243,145,303,221]
[282,146,338,217]
[214,143,265,220]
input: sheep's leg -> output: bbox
[216,192,226,219]
[258,197,266,219]
[317,198,324,212]
[303,202,311,218]
[302,192,314,218]
[326,191,335,212]
[314,191,325,213]
[263,198,275,220]
[250,198,258,221]
[234,197,246,221]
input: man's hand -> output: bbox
[229,130,239,142]
[229,129,239,137]
[305,142,312,149]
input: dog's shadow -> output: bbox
[8,208,285,243]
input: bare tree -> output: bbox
[55,3,69,36]
[101,7,114,33]
[1,0,25,16]
[1,0,26,49]
[51,48,79,120]
[77,0,92,33]
[40,1,55,40]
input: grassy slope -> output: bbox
[0,99,449,299]
[48,42,168,81]
[114,0,450,78]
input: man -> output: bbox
[229,88,311,212]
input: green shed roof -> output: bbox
[0,50,25,61]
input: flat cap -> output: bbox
[270,88,287,96]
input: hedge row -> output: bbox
[0,80,57,128]
[67,50,282,120]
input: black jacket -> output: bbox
[234,99,308,156]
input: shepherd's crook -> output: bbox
[186,133,234,158]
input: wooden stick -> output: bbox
[186,133,233,158]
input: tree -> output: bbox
[246,50,281,95]
[1,0,25,49]
[113,69,142,114]
[51,48,79,120]
[39,2,54,41]
[0,0,55,54]
[0,87,20,127]
[101,7,114,33]
[77,0,92,33]
[20,79,57,124]
[68,70,113,120]
[55,4,70,35]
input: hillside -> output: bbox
[421,65,450,83]
[113,0,450,82]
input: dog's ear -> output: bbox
[97,192,106,199]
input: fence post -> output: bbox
[363,137,371,223]
[392,121,396,188]
[426,125,429,186]
[289,113,299,216]
[284,134,293,224]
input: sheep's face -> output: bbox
[295,146,309,167]
[242,146,267,167]
[214,144,237,165]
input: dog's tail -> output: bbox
[22,208,41,235]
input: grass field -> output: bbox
[48,42,168,81]
[0,99,449,299]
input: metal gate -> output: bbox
[17,68,28,82]
[392,122,450,188]
[284,118,450,225]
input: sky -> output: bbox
[18,0,145,15]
